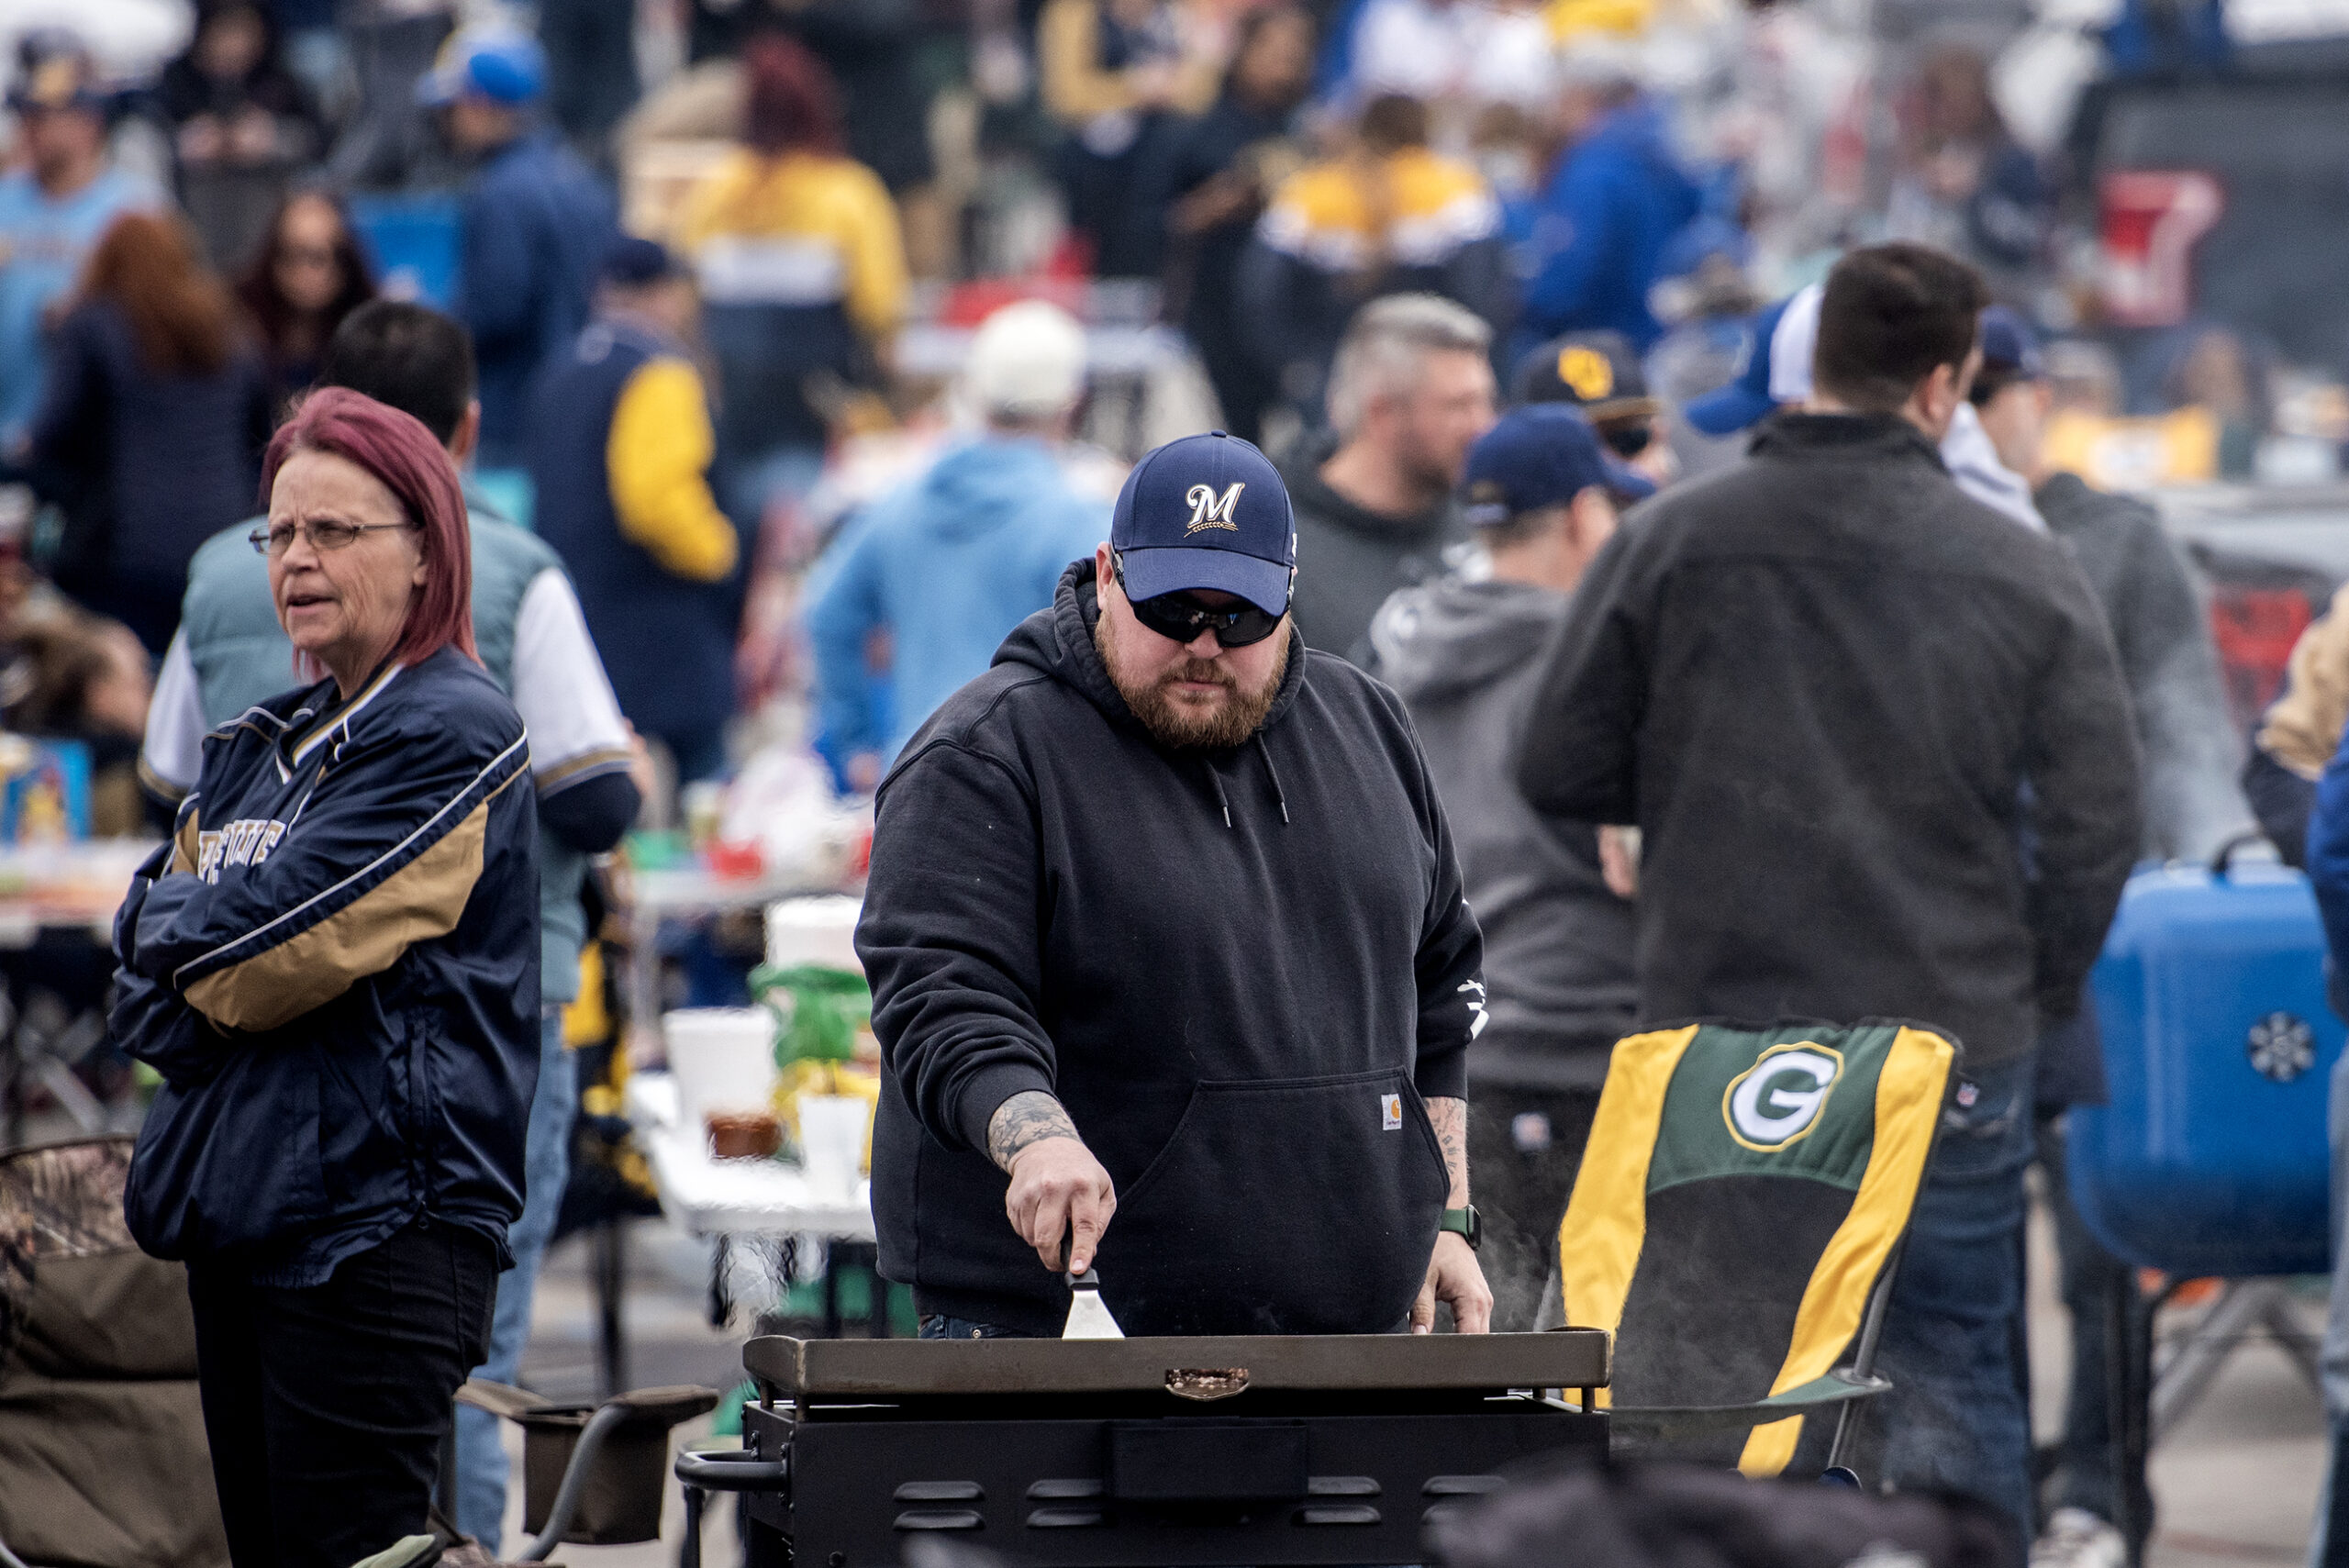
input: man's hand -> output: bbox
[1412,1231,1492,1333]
[988,1090,1117,1272]
[1598,826,1641,900]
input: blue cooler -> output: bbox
[2071,843,2343,1277]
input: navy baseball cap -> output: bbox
[1510,330,1657,421]
[1978,306,2044,380]
[1111,431,1295,617]
[1460,405,1654,528]
[1683,293,1798,437]
[602,235,682,287]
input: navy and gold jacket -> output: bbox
[112,647,540,1284]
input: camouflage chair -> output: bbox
[0,1136,228,1566]
[1557,1019,1959,1477]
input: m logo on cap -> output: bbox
[1185,482,1246,536]
[1722,1042,1844,1151]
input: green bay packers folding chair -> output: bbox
[1557,1018,1959,1479]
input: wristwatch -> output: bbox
[1439,1205,1482,1251]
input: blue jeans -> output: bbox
[918,1316,1032,1340]
[1867,1054,2036,1547]
[452,1008,576,1550]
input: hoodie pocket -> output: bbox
[1094,1067,1450,1337]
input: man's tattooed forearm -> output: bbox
[1428,1095,1470,1206]
[987,1090,1080,1173]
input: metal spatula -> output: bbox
[1060,1232,1124,1340]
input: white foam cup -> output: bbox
[797,1094,869,1206]
[664,1008,779,1133]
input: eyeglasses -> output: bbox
[250,518,418,556]
[1113,551,1286,648]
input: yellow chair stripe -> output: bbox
[1735,1025,1954,1476]
[1554,1024,1698,1408]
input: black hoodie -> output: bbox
[860,562,1486,1338]
[1518,414,2143,1070]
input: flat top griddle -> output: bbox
[743,1329,1610,1400]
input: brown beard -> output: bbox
[1096,617,1290,750]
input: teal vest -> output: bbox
[179,504,593,1004]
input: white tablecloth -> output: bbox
[625,1071,875,1240]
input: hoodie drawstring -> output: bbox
[1254,736,1291,826]
[1200,743,1290,828]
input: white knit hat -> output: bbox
[964,300,1088,421]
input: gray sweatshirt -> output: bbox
[1372,574,1636,1088]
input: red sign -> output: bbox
[2099,171,2224,327]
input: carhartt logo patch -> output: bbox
[1723,1042,1844,1151]
[1185,481,1245,534]
[1381,1094,1403,1130]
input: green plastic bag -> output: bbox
[751,963,871,1064]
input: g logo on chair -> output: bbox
[1722,1042,1845,1151]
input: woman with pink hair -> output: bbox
[111,386,539,1564]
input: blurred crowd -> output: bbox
[0,0,2324,812]
[3,0,2346,1559]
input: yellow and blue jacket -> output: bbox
[113,648,540,1283]
[1238,146,1514,398]
[530,316,741,741]
[675,148,907,453]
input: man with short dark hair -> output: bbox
[1518,242,2143,1542]
[863,429,1493,1340]
[139,299,640,1552]
[1370,404,1653,1330]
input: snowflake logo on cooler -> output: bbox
[2247,1012,2317,1084]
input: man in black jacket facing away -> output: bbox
[1519,244,2142,1542]
[860,429,1493,1340]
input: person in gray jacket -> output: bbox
[1369,404,1653,1330]
[1970,305,2247,1568]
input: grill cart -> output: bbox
[678,1330,1611,1567]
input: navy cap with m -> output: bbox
[1111,430,1296,617]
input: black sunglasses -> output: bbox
[1113,552,1286,648]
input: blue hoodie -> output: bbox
[807,438,1110,767]
[1520,97,1699,353]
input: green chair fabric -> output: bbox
[1557,1020,1958,1475]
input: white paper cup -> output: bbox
[664,1008,778,1134]
[797,1094,868,1206]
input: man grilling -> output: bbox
[862,430,1493,1340]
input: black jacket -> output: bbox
[1280,435,1465,667]
[28,303,274,650]
[862,562,1485,1337]
[1373,576,1635,1086]
[1518,414,2143,1069]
